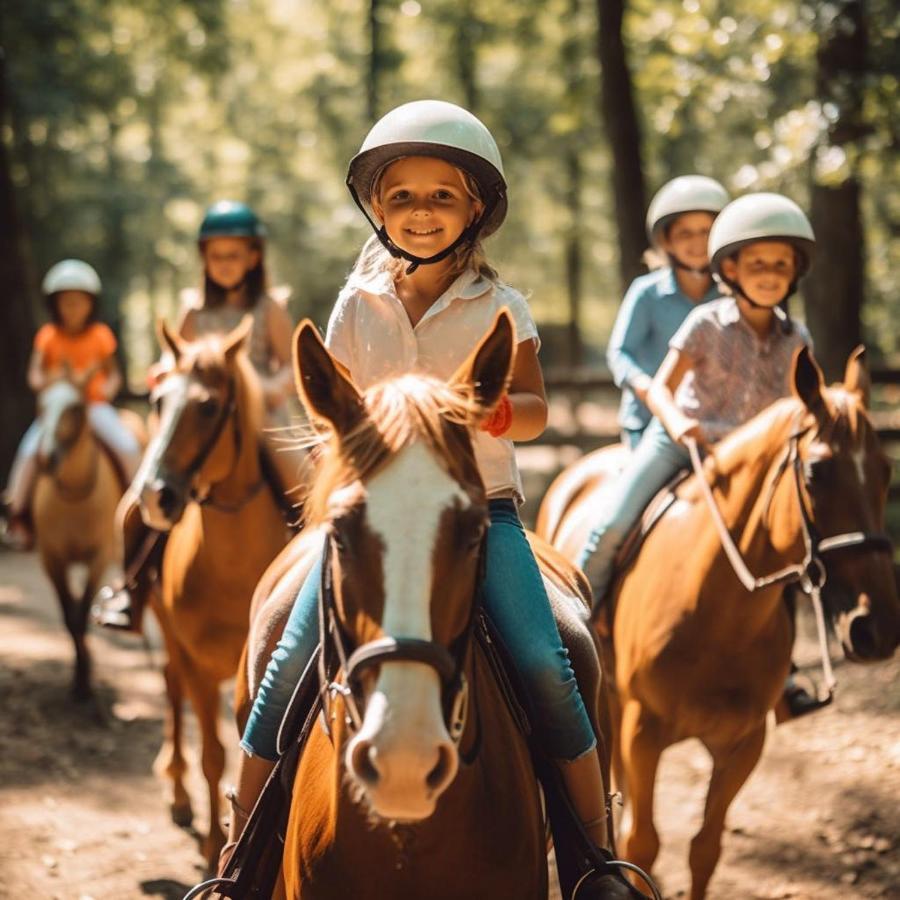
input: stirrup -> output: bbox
[92,583,138,631]
[572,853,661,900]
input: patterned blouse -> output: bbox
[669,297,810,442]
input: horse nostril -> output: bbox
[426,742,456,792]
[349,739,381,786]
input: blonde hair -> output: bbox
[349,160,499,285]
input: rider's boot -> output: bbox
[776,662,830,723]
[93,498,165,633]
[558,752,654,898]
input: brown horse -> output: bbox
[134,317,290,867]
[537,347,900,899]
[31,373,145,699]
[234,311,630,900]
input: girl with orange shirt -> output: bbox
[3,260,141,549]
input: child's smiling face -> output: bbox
[660,211,715,271]
[373,156,483,259]
[722,240,797,307]
[56,290,94,332]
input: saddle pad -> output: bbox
[612,468,690,584]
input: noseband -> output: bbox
[316,531,487,747]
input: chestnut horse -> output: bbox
[134,317,290,867]
[32,373,145,699]
[232,312,634,900]
[537,347,900,899]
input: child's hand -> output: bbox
[479,395,513,438]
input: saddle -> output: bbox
[595,469,691,630]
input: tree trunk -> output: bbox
[802,0,867,380]
[595,0,647,292]
[367,0,382,120]
[0,46,36,483]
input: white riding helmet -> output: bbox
[645,176,730,245]
[347,99,508,241]
[42,259,102,296]
[709,193,815,280]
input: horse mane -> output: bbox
[689,382,874,503]
[300,373,485,527]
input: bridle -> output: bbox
[152,374,264,515]
[686,424,893,700]
[316,529,487,748]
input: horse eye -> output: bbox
[198,397,219,418]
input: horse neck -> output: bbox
[55,418,99,497]
[702,407,806,615]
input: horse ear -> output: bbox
[843,345,870,408]
[158,318,185,362]
[449,308,516,413]
[222,314,253,362]
[792,345,827,418]
[292,319,365,433]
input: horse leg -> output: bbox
[688,725,766,900]
[619,699,665,883]
[43,555,92,700]
[155,649,194,828]
[181,665,227,869]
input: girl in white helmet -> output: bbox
[3,260,142,549]
[608,176,729,449]
[223,100,628,894]
[579,193,824,718]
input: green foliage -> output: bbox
[3,0,898,382]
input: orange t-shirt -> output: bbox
[33,322,117,403]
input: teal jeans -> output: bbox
[242,499,597,762]
[578,418,689,601]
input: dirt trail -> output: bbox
[1,547,898,899]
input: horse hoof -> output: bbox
[170,800,194,828]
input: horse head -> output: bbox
[136,315,258,530]
[36,364,96,473]
[294,309,515,822]
[787,346,900,661]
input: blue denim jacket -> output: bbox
[607,268,718,434]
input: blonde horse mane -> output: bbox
[298,373,485,528]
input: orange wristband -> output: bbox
[480,395,513,438]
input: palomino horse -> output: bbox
[32,373,145,699]
[537,347,900,899]
[231,312,635,900]
[134,317,290,867]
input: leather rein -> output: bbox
[686,429,893,702]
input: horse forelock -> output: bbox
[302,374,484,528]
[818,385,868,449]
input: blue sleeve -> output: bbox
[607,279,652,389]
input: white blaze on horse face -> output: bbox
[346,441,468,820]
[135,374,190,528]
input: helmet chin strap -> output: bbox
[669,254,711,278]
[349,184,502,275]
[722,276,796,331]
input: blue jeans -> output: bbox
[621,427,644,451]
[242,499,597,762]
[578,418,689,602]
